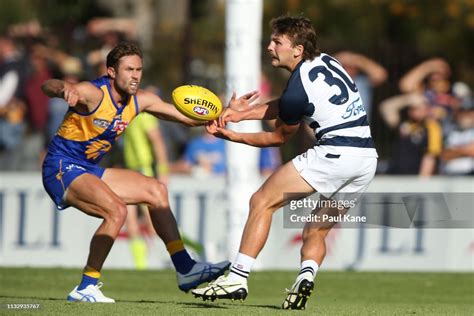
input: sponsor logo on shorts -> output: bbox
[65,164,86,172]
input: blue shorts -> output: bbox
[42,154,105,210]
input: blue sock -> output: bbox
[77,266,100,291]
[77,274,99,291]
[171,250,196,274]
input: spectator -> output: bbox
[25,43,53,132]
[170,131,280,177]
[334,51,388,121]
[22,43,53,170]
[46,57,83,144]
[171,132,226,177]
[440,107,474,175]
[380,93,443,176]
[399,58,461,129]
[86,18,137,41]
[0,35,27,170]
[86,30,124,77]
[399,58,451,94]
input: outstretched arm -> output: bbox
[207,118,299,147]
[41,79,102,110]
[138,89,203,127]
[219,97,280,127]
[139,89,261,127]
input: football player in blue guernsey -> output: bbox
[41,42,232,303]
[192,15,378,309]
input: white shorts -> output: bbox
[292,147,377,197]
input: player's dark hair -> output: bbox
[270,15,320,60]
[106,42,142,69]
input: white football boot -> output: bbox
[177,260,231,292]
[191,275,248,302]
[67,282,115,303]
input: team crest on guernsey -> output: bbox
[111,114,129,133]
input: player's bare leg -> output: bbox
[239,161,314,257]
[66,173,129,272]
[64,173,129,302]
[301,206,344,264]
[102,168,230,292]
[102,168,180,243]
[192,161,315,302]
[282,206,342,310]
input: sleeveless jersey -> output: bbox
[278,53,378,158]
[47,76,139,164]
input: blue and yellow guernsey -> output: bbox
[48,76,139,164]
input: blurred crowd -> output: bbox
[0,22,473,177]
[379,58,474,176]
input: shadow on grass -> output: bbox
[178,301,280,310]
[177,302,228,309]
[245,304,281,310]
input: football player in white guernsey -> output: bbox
[192,15,378,309]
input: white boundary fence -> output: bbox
[0,173,472,271]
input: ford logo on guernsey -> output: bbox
[193,106,209,116]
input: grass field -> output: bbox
[0,268,472,315]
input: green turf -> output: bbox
[0,268,472,315]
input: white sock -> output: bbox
[228,253,255,283]
[296,259,319,282]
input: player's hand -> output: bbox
[158,175,169,185]
[218,107,239,127]
[206,120,219,134]
[205,120,232,140]
[220,90,260,127]
[62,86,84,107]
[228,90,260,111]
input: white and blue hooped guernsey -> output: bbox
[278,53,378,158]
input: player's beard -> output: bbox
[119,80,139,95]
[128,84,139,95]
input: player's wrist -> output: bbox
[233,110,246,122]
[157,163,170,175]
